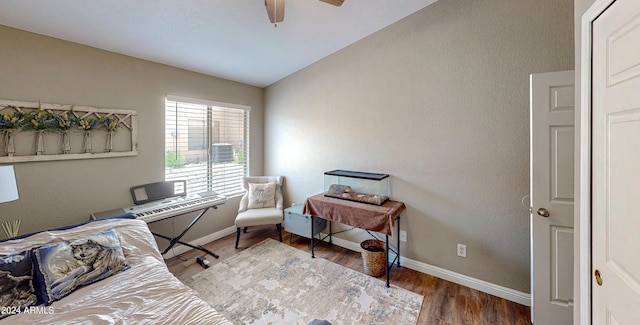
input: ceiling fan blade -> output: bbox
[319,0,344,6]
[265,0,285,23]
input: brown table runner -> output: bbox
[302,193,406,236]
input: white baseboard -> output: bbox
[314,233,531,307]
[160,226,237,259]
[398,255,531,306]
[161,229,531,307]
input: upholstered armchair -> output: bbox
[235,176,284,249]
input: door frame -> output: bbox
[578,1,616,325]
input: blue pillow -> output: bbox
[32,228,129,305]
[0,249,38,318]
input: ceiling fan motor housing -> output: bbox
[264,0,344,25]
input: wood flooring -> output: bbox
[166,225,532,325]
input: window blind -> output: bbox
[165,96,249,196]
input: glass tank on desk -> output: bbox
[323,170,390,205]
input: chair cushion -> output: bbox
[247,182,276,209]
[235,207,283,228]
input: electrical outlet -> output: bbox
[457,244,467,258]
[400,230,407,242]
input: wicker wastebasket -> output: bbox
[360,239,386,277]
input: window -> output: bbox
[165,96,249,196]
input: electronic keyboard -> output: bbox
[125,192,226,223]
[90,181,226,259]
[90,180,226,224]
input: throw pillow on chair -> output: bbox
[235,176,284,249]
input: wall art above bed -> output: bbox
[0,99,138,163]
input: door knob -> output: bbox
[536,208,550,218]
[594,269,603,286]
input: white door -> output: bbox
[591,0,640,324]
[530,70,574,324]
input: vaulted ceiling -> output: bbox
[0,0,437,87]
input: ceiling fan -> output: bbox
[264,0,345,27]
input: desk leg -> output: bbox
[385,234,390,287]
[311,215,315,258]
[397,216,401,267]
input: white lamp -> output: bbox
[0,165,19,203]
[0,165,20,238]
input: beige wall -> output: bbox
[0,0,576,295]
[0,26,264,247]
[265,0,574,292]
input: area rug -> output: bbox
[182,238,423,325]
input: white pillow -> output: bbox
[247,182,276,209]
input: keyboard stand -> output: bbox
[149,205,220,259]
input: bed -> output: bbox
[0,216,230,324]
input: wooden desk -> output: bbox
[303,193,406,287]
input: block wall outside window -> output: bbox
[165,96,249,196]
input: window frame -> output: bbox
[165,95,250,197]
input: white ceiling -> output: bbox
[0,0,437,87]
